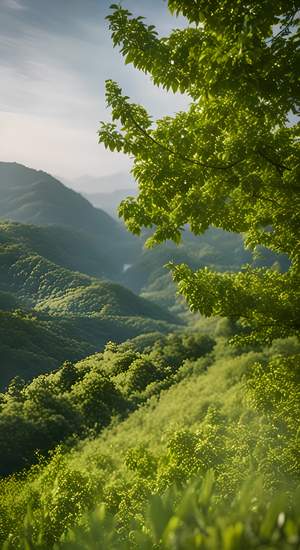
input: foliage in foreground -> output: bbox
[0,339,299,549]
[99,0,300,343]
[4,474,300,550]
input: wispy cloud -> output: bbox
[0,0,188,184]
[2,0,26,10]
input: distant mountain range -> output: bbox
[0,162,180,386]
[0,161,288,387]
[84,188,138,218]
[63,171,137,194]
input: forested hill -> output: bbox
[0,221,123,280]
[0,162,116,232]
[0,221,179,387]
[0,162,140,274]
[0,227,177,322]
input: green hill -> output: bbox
[0,310,178,389]
[0,329,215,475]
[0,162,140,275]
[0,221,123,280]
[0,222,179,387]
[0,226,177,322]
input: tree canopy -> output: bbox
[99,0,300,343]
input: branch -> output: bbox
[257,149,291,174]
[127,109,243,171]
[265,14,296,46]
[127,110,291,176]
[251,192,282,209]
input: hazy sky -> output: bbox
[0,0,188,184]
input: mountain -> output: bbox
[84,188,138,218]
[0,221,122,280]
[64,171,137,194]
[0,162,140,273]
[0,221,179,387]
[0,162,116,233]
[0,236,177,321]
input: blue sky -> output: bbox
[0,0,188,184]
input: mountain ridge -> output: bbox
[0,162,141,274]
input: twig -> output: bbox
[127,110,243,171]
[257,149,291,174]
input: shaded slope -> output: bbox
[0,221,121,279]
[0,310,94,388]
[0,311,177,389]
[0,162,140,273]
[0,239,177,322]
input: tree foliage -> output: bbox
[0,330,214,475]
[99,0,300,343]
[1,338,299,548]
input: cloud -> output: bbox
[1,0,25,10]
[0,0,189,184]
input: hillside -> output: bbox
[0,310,178,389]
[0,310,95,388]
[0,331,299,547]
[122,229,250,293]
[0,162,140,274]
[0,329,215,475]
[0,226,176,322]
[0,222,179,387]
[0,221,123,280]
[121,228,289,315]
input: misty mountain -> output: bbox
[84,188,138,218]
[64,171,137,194]
[0,162,140,273]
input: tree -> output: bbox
[99,1,300,343]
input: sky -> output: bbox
[0,0,188,188]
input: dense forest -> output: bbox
[0,0,299,549]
